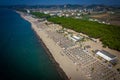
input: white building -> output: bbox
[96,50,117,63]
[44,11,49,14]
[68,35,83,42]
[26,9,30,14]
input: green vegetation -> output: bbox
[82,14,90,20]
[31,12,120,51]
[31,12,51,18]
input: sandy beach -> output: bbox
[19,12,88,80]
[18,11,120,80]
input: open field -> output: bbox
[90,12,120,26]
[90,13,109,18]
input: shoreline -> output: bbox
[37,35,69,80]
[16,11,120,80]
[18,12,69,80]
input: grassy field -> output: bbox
[31,12,120,51]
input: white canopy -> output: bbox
[96,50,117,61]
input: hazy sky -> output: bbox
[0,0,120,5]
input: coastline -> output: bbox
[18,12,69,80]
[38,35,69,80]
[16,11,120,80]
[18,12,87,80]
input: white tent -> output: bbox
[96,50,117,61]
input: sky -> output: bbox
[0,0,120,5]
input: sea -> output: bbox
[0,8,62,80]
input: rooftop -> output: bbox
[96,50,117,61]
[100,50,116,58]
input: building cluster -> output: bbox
[29,7,112,25]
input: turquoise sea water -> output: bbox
[0,9,62,80]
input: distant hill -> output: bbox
[0,4,119,9]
